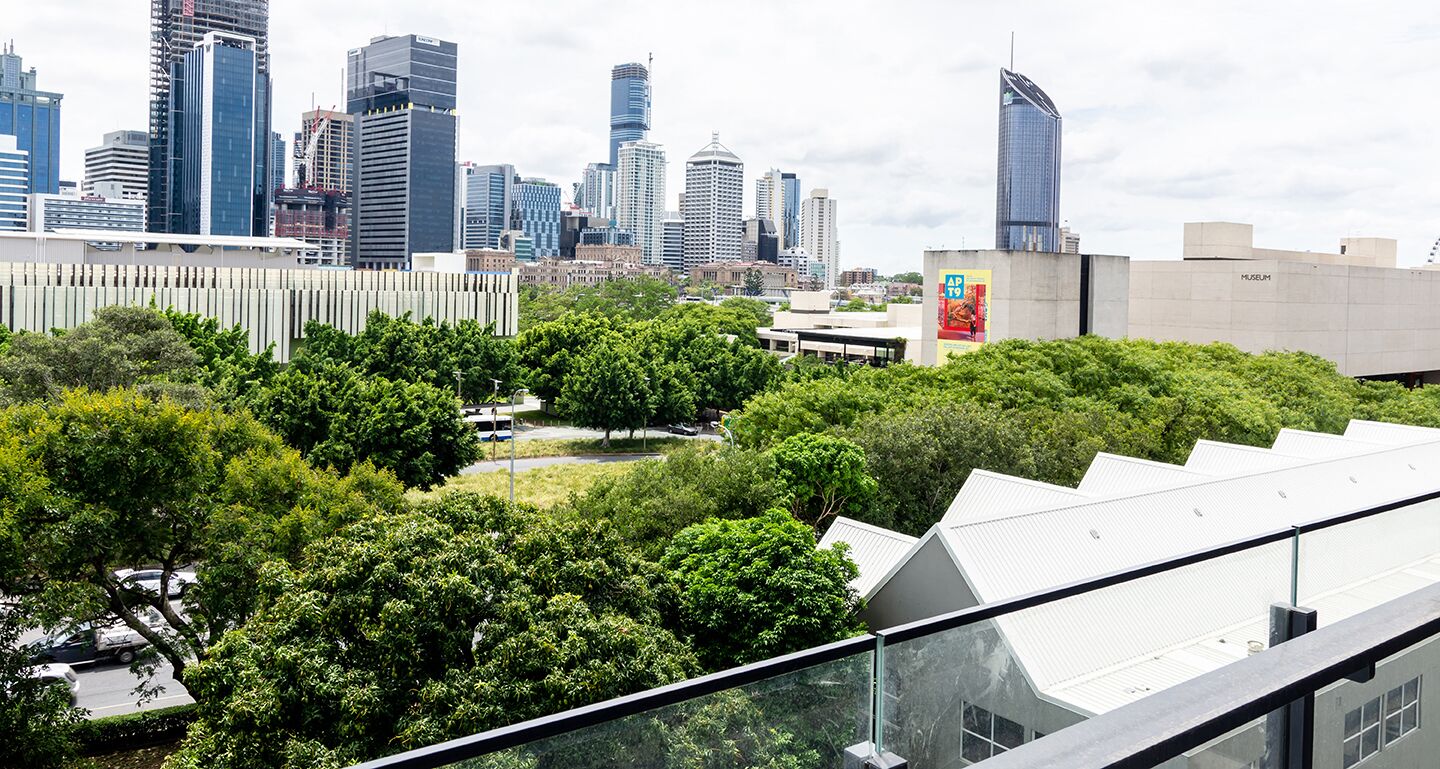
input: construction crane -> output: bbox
[293,107,336,191]
[1429,236,1440,265]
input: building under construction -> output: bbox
[274,109,353,266]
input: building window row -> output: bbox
[960,702,1043,765]
[1344,676,1421,768]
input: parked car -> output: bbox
[27,622,149,667]
[29,664,80,706]
[114,568,197,599]
[668,424,700,436]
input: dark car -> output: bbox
[27,624,147,666]
[668,424,700,436]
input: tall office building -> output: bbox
[661,211,684,273]
[347,34,458,269]
[0,135,29,230]
[176,32,271,236]
[995,68,1062,252]
[580,162,616,220]
[269,132,285,193]
[293,109,352,192]
[754,169,801,250]
[682,133,743,270]
[461,163,514,250]
[800,188,839,289]
[742,218,779,263]
[511,177,560,258]
[609,62,650,167]
[148,0,270,234]
[0,44,63,195]
[615,141,665,266]
[83,130,148,200]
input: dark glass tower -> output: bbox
[176,32,268,236]
[608,62,650,167]
[0,44,63,195]
[347,34,458,270]
[148,0,271,234]
[995,68,1061,252]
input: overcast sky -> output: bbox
[14,1,1440,273]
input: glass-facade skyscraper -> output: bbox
[348,34,458,269]
[995,68,1061,252]
[462,163,514,250]
[177,32,270,236]
[609,62,650,167]
[511,177,561,258]
[148,0,270,234]
[0,44,62,195]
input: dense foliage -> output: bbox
[734,336,1440,535]
[169,494,700,769]
[770,434,878,528]
[519,276,678,329]
[661,511,864,670]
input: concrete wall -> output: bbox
[0,262,518,360]
[921,250,1130,365]
[1182,221,1398,269]
[864,537,978,629]
[0,236,312,270]
[1129,260,1440,378]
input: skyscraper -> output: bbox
[461,163,514,250]
[84,130,148,200]
[800,188,839,289]
[661,211,684,273]
[269,132,285,193]
[293,109,352,192]
[511,177,561,258]
[0,43,63,195]
[616,140,666,266]
[148,0,270,234]
[682,133,743,270]
[580,162,616,220]
[0,135,29,231]
[609,62,650,167]
[347,34,458,269]
[995,68,1061,252]
[176,32,270,236]
[754,169,801,251]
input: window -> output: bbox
[1344,676,1421,768]
[961,702,1026,764]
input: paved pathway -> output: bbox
[460,453,661,475]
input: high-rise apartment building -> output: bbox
[0,44,63,195]
[682,133,743,270]
[0,135,29,231]
[84,130,148,200]
[148,0,270,234]
[461,163,514,251]
[662,211,684,273]
[609,62,650,167]
[176,32,271,236]
[616,141,665,266]
[580,162,616,220]
[511,177,560,258]
[800,188,839,289]
[293,109,352,192]
[347,34,458,269]
[996,68,1062,252]
[1060,225,1081,254]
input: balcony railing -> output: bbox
[347,488,1440,769]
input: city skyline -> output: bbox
[11,1,1440,273]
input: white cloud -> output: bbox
[11,0,1440,274]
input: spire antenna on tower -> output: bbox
[1010,31,1015,70]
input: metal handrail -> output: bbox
[347,486,1440,769]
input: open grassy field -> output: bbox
[491,436,690,460]
[410,460,643,509]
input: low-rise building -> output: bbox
[518,257,668,290]
[760,290,922,365]
[28,193,145,237]
[1130,222,1440,381]
[575,243,643,265]
[688,260,796,297]
[839,267,877,286]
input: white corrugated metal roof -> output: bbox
[1183,440,1306,474]
[942,470,1092,524]
[877,418,1440,719]
[818,517,918,597]
[1269,428,1380,458]
[1076,454,1212,495]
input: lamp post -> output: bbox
[453,369,463,399]
[640,375,652,452]
[489,379,501,462]
[510,387,528,502]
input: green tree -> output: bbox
[163,308,278,400]
[0,305,201,403]
[558,338,651,447]
[890,271,923,285]
[0,389,403,688]
[718,296,772,328]
[514,312,621,406]
[248,363,479,488]
[0,608,83,769]
[834,298,872,313]
[168,494,698,769]
[769,434,878,528]
[742,268,765,297]
[661,510,864,671]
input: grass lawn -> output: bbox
[76,743,178,769]
[410,461,642,508]
[482,436,693,460]
[510,408,570,427]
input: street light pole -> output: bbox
[489,379,501,462]
[641,375,651,452]
[510,387,528,502]
[453,369,463,399]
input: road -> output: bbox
[75,660,192,717]
[513,424,723,442]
